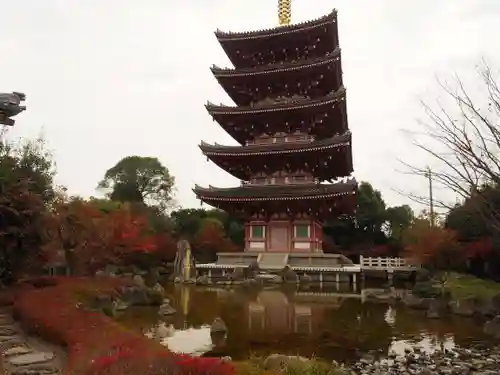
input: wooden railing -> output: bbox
[360,256,415,269]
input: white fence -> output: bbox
[360,256,415,270]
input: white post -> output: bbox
[208,269,212,279]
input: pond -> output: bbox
[117,283,489,362]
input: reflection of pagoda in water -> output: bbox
[246,290,345,339]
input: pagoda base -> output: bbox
[196,251,359,285]
[209,251,353,271]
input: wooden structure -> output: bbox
[194,8,356,253]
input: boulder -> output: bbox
[279,265,298,283]
[152,283,165,296]
[145,268,160,287]
[118,285,163,306]
[426,298,448,319]
[158,300,176,316]
[95,270,106,277]
[132,274,146,287]
[246,261,260,278]
[412,281,442,298]
[196,275,210,285]
[113,299,129,311]
[403,293,431,310]
[449,296,478,317]
[242,278,258,287]
[91,294,116,317]
[484,315,500,339]
[229,267,245,281]
[269,275,284,284]
[210,318,227,334]
[415,268,432,282]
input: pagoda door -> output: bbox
[268,223,290,252]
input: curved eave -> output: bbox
[214,9,337,41]
[199,133,350,156]
[206,87,345,116]
[192,180,356,202]
[211,48,340,78]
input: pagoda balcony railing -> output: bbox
[246,135,314,145]
[241,177,319,186]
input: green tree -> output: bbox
[357,182,387,236]
[324,181,388,250]
[98,156,175,210]
[170,208,244,248]
[0,136,56,283]
[385,204,414,240]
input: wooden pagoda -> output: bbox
[194,7,356,253]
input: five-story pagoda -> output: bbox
[194,2,356,253]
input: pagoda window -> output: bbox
[294,224,310,239]
[251,225,265,239]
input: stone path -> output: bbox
[0,308,65,375]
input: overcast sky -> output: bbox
[1,0,499,211]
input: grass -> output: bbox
[445,272,500,301]
[233,355,348,375]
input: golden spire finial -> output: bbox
[278,0,291,25]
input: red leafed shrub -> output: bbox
[13,277,235,375]
[464,238,494,259]
[402,218,462,270]
[194,218,239,257]
[43,200,163,274]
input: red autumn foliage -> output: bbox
[13,276,235,375]
[154,232,178,263]
[464,238,494,259]
[402,218,462,269]
[194,219,239,256]
[43,200,162,274]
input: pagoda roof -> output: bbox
[206,86,345,115]
[193,179,356,201]
[200,131,350,156]
[211,48,340,78]
[215,9,337,41]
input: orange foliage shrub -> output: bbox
[402,218,462,270]
[194,218,239,256]
[43,199,168,274]
[13,277,235,375]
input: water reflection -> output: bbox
[117,284,489,362]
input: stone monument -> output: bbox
[0,92,26,126]
[173,239,196,281]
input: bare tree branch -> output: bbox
[402,62,500,232]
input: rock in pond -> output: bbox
[158,300,176,316]
[210,318,227,334]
